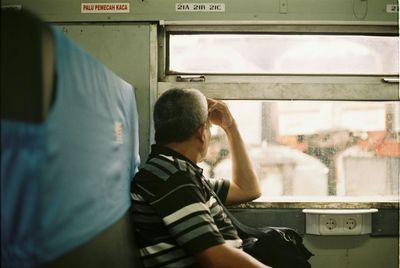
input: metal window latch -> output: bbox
[176,75,205,82]
[382,77,399,83]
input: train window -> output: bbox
[199,101,399,202]
[168,34,399,75]
[157,25,399,203]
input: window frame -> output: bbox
[153,22,399,208]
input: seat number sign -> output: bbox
[176,3,225,12]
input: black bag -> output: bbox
[240,225,314,268]
[202,179,314,268]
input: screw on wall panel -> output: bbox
[279,0,288,14]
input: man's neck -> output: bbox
[163,141,200,164]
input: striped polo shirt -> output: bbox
[130,144,241,268]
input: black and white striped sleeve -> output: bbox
[205,178,230,204]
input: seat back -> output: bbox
[1,9,143,268]
[1,9,55,123]
[45,210,144,268]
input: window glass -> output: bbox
[200,101,400,201]
[169,34,399,75]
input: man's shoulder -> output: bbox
[131,154,206,203]
[134,154,197,182]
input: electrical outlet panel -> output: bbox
[319,214,363,235]
[303,209,378,236]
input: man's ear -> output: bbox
[197,124,206,143]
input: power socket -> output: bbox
[303,209,377,236]
[320,216,337,233]
[343,215,362,234]
[320,215,341,235]
[344,217,357,230]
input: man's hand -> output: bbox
[207,98,234,130]
[195,243,270,268]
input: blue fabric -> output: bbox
[1,122,45,267]
[1,27,140,267]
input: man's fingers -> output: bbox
[207,98,217,107]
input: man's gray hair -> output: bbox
[154,88,208,144]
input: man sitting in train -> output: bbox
[131,88,269,267]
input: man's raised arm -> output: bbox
[207,99,261,205]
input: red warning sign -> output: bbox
[81,2,130,14]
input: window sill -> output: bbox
[231,200,399,209]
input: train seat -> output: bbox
[1,9,143,268]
